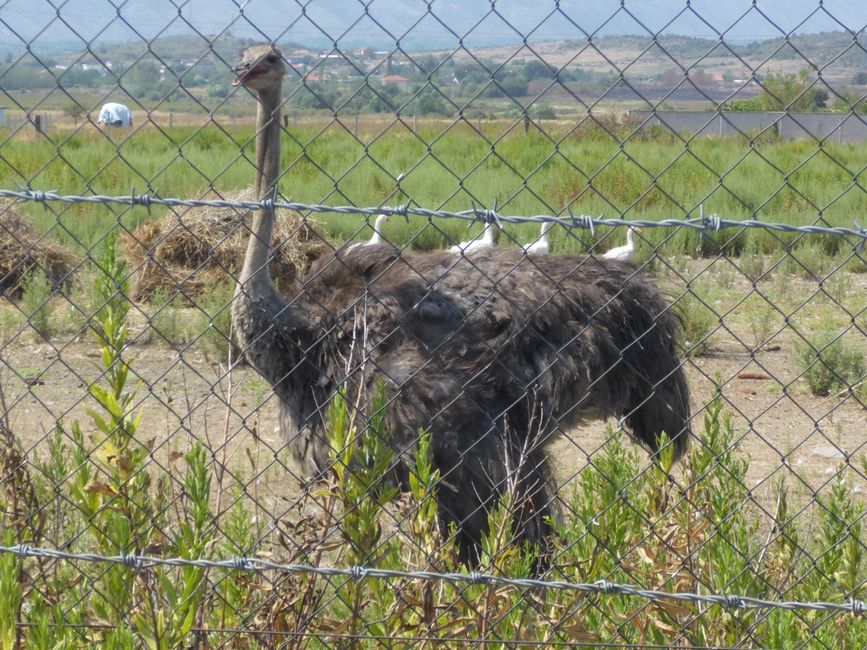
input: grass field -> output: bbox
[2,119,866,260]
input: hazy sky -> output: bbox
[1,0,863,51]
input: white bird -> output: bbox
[450,222,495,255]
[602,226,640,261]
[523,221,554,255]
[348,214,390,250]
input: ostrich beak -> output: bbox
[232,63,251,86]
[232,62,258,86]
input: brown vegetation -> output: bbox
[0,202,77,299]
[124,186,330,301]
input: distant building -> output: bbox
[381,74,410,89]
[286,55,308,66]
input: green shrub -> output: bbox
[149,287,188,348]
[677,286,717,356]
[746,295,778,349]
[0,307,24,342]
[796,324,865,396]
[191,280,234,361]
[19,268,55,340]
[740,236,766,281]
[792,241,832,279]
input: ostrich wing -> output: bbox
[294,246,687,456]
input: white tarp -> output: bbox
[97,102,132,127]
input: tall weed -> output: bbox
[677,284,718,356]
[19,269,55,340]
[795,321,865,396]
[2,341,864,646]
[191,280,234,361]
[148,287,188,348]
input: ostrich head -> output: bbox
[233,45,286,91]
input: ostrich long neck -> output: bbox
[241,84,282,284]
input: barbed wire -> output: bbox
[1,188,866,241]
[1,544,863,616]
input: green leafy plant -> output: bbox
[148,286,188,348]
[63,234,161,635]
[136,442,214,648]
[0,531,21,650]
[677,286,718,356]
[740,236,766,281]
[192,280,234,361]
[19,268,55,340]
[796,323,865,396]
[746,295,777,349]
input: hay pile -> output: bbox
[124,187,331,302]
[0,202,77,299]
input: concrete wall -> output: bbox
[627,110,867,143]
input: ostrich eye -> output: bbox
[265,53,278,64]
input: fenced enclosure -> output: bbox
[1,1,866,647]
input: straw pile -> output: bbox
[124,187,331,302]
[0,202,77,299]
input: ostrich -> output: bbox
[523,221,554,255]
[450,221,495,255]
[348,214,390,250]
[232,45,690,563]
[602,226,641,262]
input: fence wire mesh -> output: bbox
[0,1,865,647]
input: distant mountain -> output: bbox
[0,0,864,55]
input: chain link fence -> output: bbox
[1,1,865,647]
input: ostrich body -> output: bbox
[232,46,690,562]
[602,226,640,261]
[523,221,553,255]
[450,221,495,255]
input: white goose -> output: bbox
[450,222,495,255]
[348,214,390,250]
[602,226,640,262]
[523,221,554,255]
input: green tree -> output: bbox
[124,60,160,91]
[533,103,556,119]
[725,69,829,112]
[63,100,85,124]
[407,87,451,116]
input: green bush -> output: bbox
[191,280,234,361]
[746,295,778,349]
[149,287,188,348]
[796,325,865,396]
[677,286,717,356]
[19,268,56,340]
[1,377,865,646]
[792,241,832,279]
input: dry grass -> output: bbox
[124,186,331,302]
[0,201,77,299]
